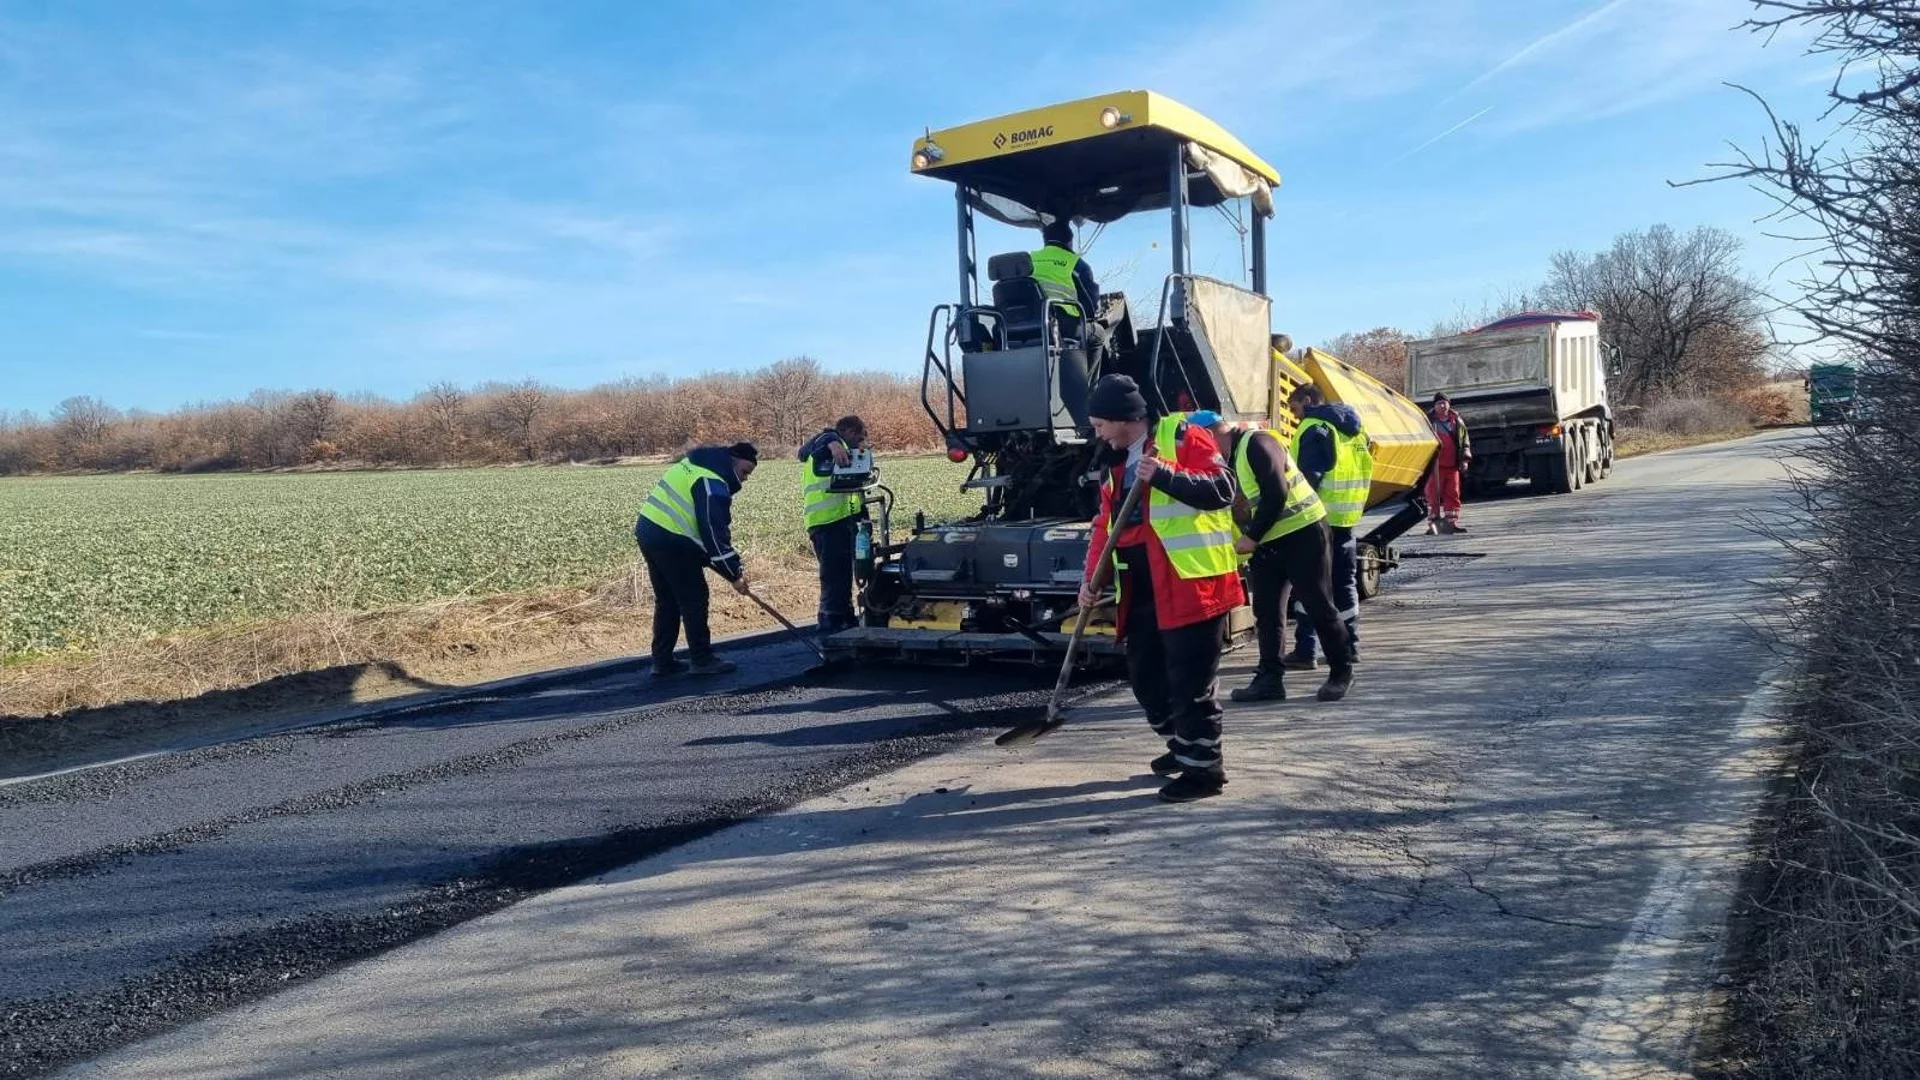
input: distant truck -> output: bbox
[1807,363,1858,424]
[1406,312,1616,496]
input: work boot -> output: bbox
[688,654,737,676]
[1149,752,1181,778]
[1159,769,1227,803]
[1423,520,1439,535]
[650,658,689,679]
[1230,668,1286,702]
[1281,651,1317,671]
[1317,667,1354,702]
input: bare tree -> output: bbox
[1319,327,1416,391]
[1536,225,1768,402]
[750,356,828,448]
[284,390,341,446]
[424,381,466,436]
[489,379,548,461]
[53,395,117,448]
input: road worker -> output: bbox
[1283,384,1373,669]
[1081,375,1242,803]
[797,415,869,636]
[1195,414,1355,705]
[634,442,758,677]
[1032,219,1100,346]
[1426,393,1473,534]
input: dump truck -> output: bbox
[823,91,1437,666]
[1807,362,1858,424]
[1405,312,1616,497]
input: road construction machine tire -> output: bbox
[1356,542,1384,600]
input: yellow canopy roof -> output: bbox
[910,91,1279,223]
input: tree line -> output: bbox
[5,221,1788,476]
[1314,222,1782,415]
[0,357,944,475]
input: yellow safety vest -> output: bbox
[639,458,724,542]
[1106,415,1240,581]
[1235,428,1325,545]
[1291,417,1373,529]
[801,439,864,530]
[1029,245,1083,318]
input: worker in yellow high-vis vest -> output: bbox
[1081,375,1243,804]
[1031,219,1100,346]
[634,442,759,677]
[1283,383,1374,670]
[797,415,869,635]
[1189,412,1355,705]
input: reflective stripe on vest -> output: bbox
[1029,245,1083,318]
[1291,416,1373,529]
[639,458,724,542]
[802,441,864,530]
[1237,428,1325,545]
[1105,415,1240,581]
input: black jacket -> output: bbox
[1294,403,1363,490]
[634,446,744,580]
[1232,429,1296,542]
[798,429,846,477]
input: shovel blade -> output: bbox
[994,710,1067,748]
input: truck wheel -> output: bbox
[1566,440,1583,491]
[1582,429,1600,485]
[1599,432,1614,478]
[1356,542,1383,600]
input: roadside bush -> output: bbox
[1640,396,1749,436]
[1728,387,1793,426]
[1693,4,1920,1077]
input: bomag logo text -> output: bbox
[994,125,1054,150]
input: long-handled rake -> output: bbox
[995,477,1147,747]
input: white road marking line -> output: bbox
[1556,672,1790,1078]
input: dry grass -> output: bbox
[0,556,824,720]
[1613,424,1758,459]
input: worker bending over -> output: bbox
[1081,375,1243,803]
[797,415,869,636]
[634,442,758,677]
[1284,384,1373,669]
[1196,415,1355,704]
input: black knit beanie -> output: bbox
[728,441,759,463]
[1087,374,1149,421]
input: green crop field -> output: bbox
[0,457,978,660]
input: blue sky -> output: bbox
[0,0,1839,415]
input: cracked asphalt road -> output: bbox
[24,432,1802,1079]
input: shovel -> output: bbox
[995,476,1148,747]
[742,587,854,674]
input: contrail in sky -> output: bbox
[1394,106,1495,163]
[1444,0,1636,103]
